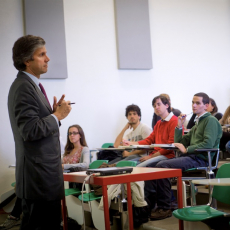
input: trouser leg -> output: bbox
[20,198,61,230]
[11,197,22,218]
[150,156,208,210]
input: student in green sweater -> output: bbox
[145,92,222,221]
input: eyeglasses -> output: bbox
[68,132,79,136]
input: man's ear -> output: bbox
[204,103,209,110]
[24,60,30,67]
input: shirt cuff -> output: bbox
[51,114,59,126]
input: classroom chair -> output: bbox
[173,163,230,230]
[65,160,108,226]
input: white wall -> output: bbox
[0,0,24,196]
[0,0,230,196]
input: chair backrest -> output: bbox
[116,161,137,167]
[101,143,114,148]
[212,163,230,204]
[89,160,109,169]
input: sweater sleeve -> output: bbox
[174,126,192,147]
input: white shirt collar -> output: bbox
[194,112,208,124]
[161,112,174,122]
[22,71,40,89]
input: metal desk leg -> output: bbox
[61,197,68,230]
[177,176,184,230]
[102,185,110,230]
[126,182,133,230]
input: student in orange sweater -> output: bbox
[124,95,178,167]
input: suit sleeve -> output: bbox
[13,82,59,141]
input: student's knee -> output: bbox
[155,159,169,168]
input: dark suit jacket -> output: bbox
[8,72,64,201]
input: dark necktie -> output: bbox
[39,83,51,108]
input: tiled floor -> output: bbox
[0,211,179,230]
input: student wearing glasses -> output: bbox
[62,124,90,170]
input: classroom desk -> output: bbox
[192,178,230,186]
[63,167,184,230]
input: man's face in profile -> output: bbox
[25,46,50,78]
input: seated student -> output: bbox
[109,104,152,164]
[152,93,181,129]
[187,97,222,129]
[145,92,222,220]
[124,95,178,167]
[219,106,230,151]
[62,124,90,170]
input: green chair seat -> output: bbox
[173,205,226,222]
[101,143,113,148]
[11,182,16,187]
[89,160,108,169]
[173,163,230,229]
[78,192,102,201]
[116,161,137,167]
[65,188,81,196]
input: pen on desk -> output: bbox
[58,102,75,106]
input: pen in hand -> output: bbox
[181,112,192,118]
[58,102,75,106]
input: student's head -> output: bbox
[207,98,218,114]
[152,95,171,118]
[192,93,209,116]
[12,35,49,78]
[64,124,88,155]
[160,93,171,104]
[220,106,230,125]
[125,104,141,124]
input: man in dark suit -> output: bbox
[8,35,72,230]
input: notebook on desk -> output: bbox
[86,167,133,176]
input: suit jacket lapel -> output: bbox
[17,72,52,113]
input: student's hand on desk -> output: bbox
[139,155,152,162]
[122,140,138,146]
[173,143,187,153]
[122,140,131,146]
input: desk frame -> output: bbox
[63,167,183,230]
